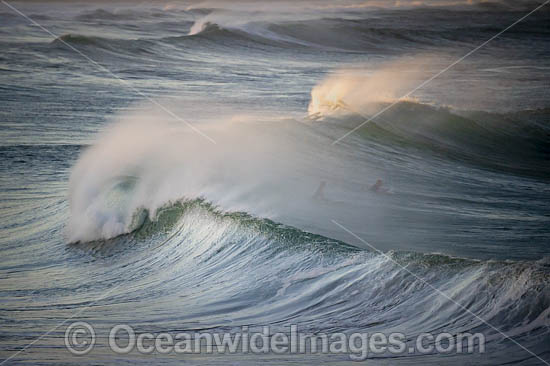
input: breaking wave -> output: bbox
[70,194,550,358]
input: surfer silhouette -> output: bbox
[314,179,390,201]
[313,180,327,201]
[369,179,389,194]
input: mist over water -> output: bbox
[1,0,550,365]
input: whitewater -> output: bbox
[1,1,549,365]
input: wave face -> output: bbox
[318,101,550,177]
[2,1,550,365]
[132,199,550,341]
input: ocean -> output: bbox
[1,0,549,364]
